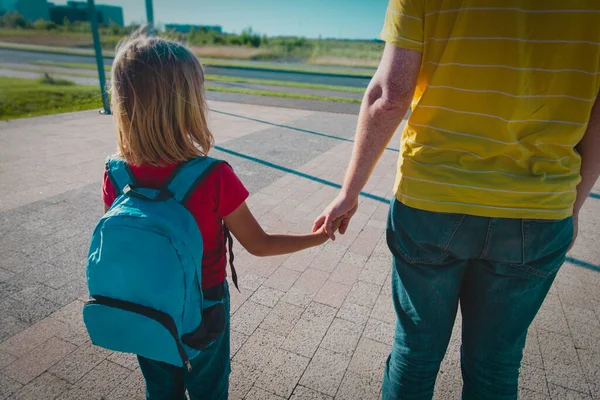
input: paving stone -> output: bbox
[548,383,592,400]
[260,300,305,337]
[363,318,395,346]
[347,338,390,383]
[263,267,301,291]
[233,328,285,371]
[577,349,600,400]
[230,300,271,336]
[255,349,310,398]
[320,318,362,357]
[329,262,361,287]
[0,317,66,357]
[346,281,381,308]
[282,249,319,273]
[0,317,29,344]
[0,352,15,370]
[105,371,145,400]
[370,292,396,324]
[348,227,381,257]
[533,295,571,336]
[545,361,591,394]
[557,284,596,311]
[0,295,60,325]
[518,388,548,400]
[522,329,544,369]
[282,287,315,308]
[107,352,139,371]
[294,268,330,294]
[336,371,381,400]
[60,360,131,400]
[337,302,372,326]
[250,255,289,278]
[229,288,250,316]
[0,373,22,400]
[229,361,261,399]
[519,364,549,396]
[313,280,351,309]
[538,329,580,367]
[358,258,390,286]
[299,348,350,397]
[9,372,70,400]
[245,387,286,400]
[249,286,285,308]
[48,341,111,384]
[339,252,369,267]
[38,281,88,307]
[290,385,333,400]
[0,268,15,284]
[239,273,266,292]
[311,249,346,273]
[282,317,331,359]
[230,330,249,358]
[3,336,75,384]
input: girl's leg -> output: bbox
[186,283,231,400]
[138,356,186,400]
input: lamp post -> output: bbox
[87,0,111,114]
[146,0,155,35]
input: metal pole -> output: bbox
[87,0,111,114]
[145,0,155,35]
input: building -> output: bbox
[0,0,50,22]
[48,1,124,27]
[165,24,222,34]
[95,4,123,27]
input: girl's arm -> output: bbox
[224,202,338,257]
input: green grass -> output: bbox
[31,61,111,72]
[0,77,102,120]
[204,85,360,104]
[201,59,374,77]
[26,62,366,92]
[205,74,364,93]
[29,56,373,78]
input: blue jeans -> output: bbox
[382,200,573,400]
[138,283,231,400]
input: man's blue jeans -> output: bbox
[382,200,573,400]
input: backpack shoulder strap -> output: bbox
[106,156,136,195]
[165,156,224,205]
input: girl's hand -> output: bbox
[316,217,343,238]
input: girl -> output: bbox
[102,33,339,399]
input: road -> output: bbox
[0,48,372,88]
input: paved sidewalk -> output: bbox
[0,102,599,400]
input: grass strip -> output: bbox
[31,61,111,72]
[28,62,365,92]
[0,77,102,120]
[205,74,364,93]
[204,85,360,104]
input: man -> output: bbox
[313,1,600,399]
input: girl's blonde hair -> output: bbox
[111,33,214,166]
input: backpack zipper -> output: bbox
[86,296,192,371]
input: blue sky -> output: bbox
[52,0,389,39]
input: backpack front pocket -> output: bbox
[182,302,226,350]
[83,296,192,370]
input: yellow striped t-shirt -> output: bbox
[381,0,600,219]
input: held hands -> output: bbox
[313,193,359,240]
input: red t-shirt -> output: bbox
[102,162,249,289]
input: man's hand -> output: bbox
[312,194,359,240]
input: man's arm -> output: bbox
[571,93,600,248]
[313,44,421,239]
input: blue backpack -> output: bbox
[83,156,238,370]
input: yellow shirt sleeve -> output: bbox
[380,0,424,52]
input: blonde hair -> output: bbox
[111,33,214,166]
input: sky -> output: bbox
[51,0,389,40]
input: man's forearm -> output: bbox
[341,90,409,199]
[574,96,600,215]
